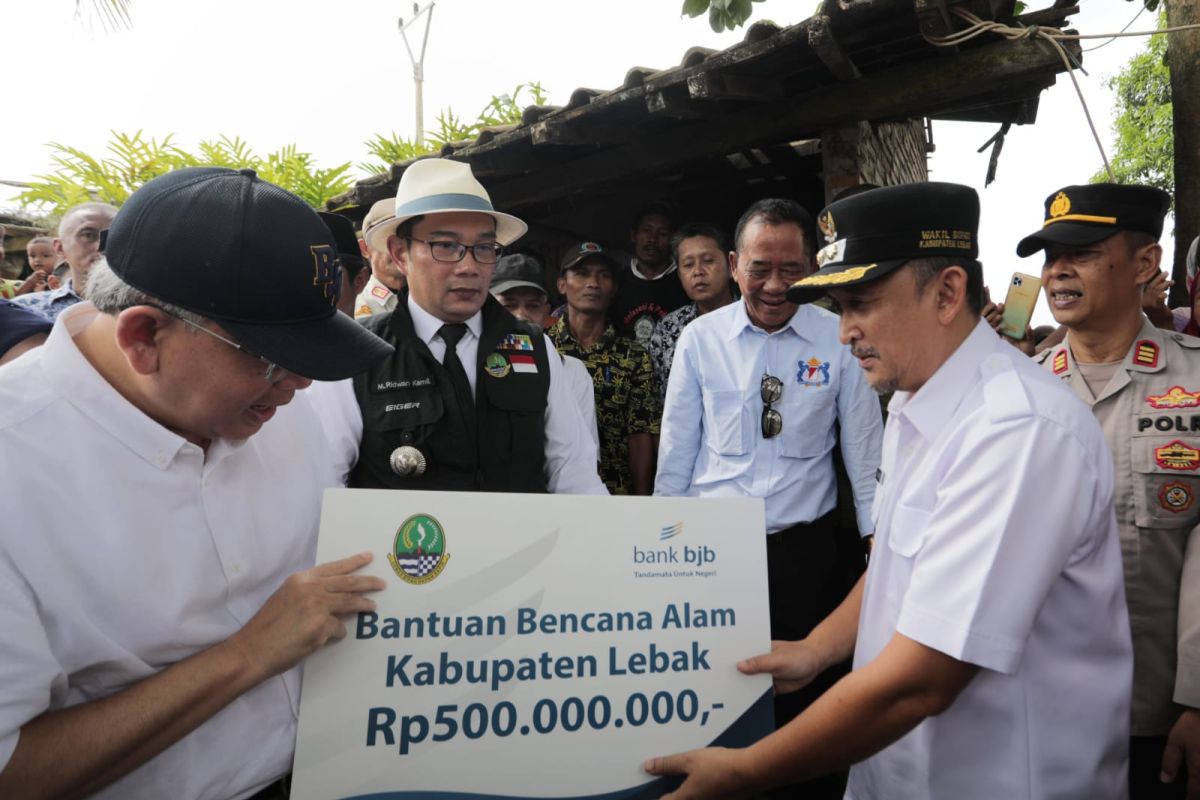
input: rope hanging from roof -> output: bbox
[923,7,1200,184]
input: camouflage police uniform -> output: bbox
[1038,320,1200,740]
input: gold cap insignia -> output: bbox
[818,211,837,244]
[1049,192,1071,219]
[793,264,877,288]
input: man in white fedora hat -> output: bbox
[323,158,606,494]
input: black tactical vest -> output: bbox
[349,294,550,492]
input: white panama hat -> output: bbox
[363,158,527,253]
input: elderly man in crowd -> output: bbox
[13,201,117,320]
[354,197,405,318]
[0,167,393,800]
[648,222,735,403]
[323,158,605,494]
[655,197,882,799]
[1023,183,1200,799]
[647,181,1132,800]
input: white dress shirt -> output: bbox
[0,303,341,800]
[654,300,882,534]
[562,354,600,451]
[309,296,606,494]
[847,320,1132,800]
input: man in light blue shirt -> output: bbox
[655,197,882,800]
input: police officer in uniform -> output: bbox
[354,198,404,319]
[1020,183,1200,799]
[351,158,605,494]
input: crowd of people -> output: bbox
[0,158,1197,800]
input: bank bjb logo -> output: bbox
[388,513,450,585]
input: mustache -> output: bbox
[851,346,880,360]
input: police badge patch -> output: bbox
[1160,482,1195,513]
[388,514,450,585]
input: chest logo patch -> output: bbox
[388,513,450,585]
[798,357,831,387]
[1134,340,1160,368]
[1159,481,1195,513]
[1155,440,1200,471]
[498,333,535,352]
[1052,350,1068,375]
[484,352,511,378]
[1146,386,1200,409]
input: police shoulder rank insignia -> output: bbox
[1147,386,1200,409]
[371,285,391,301]
[498,333,535,352]
[388,513,449,584]
[1134,340,1160,368]
[484,352,511,378]
[1160,481,1195,513]
[1155,440,1200,471]
[798,357,831,387]
[1052,350,1068,375]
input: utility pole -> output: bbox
[398,2,436,146]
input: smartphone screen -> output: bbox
[999,272,1042,340]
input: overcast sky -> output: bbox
[2,1,1165,324]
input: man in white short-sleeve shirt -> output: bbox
[0,168,392,800]
[645,182,1132,800]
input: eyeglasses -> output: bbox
[761,373,783,438]
[407,236,504,265]
[152,306,291,384]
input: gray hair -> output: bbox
[87,257,206,325]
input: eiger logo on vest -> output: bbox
[311,244,338,306]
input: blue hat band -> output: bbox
[394,192,495,217]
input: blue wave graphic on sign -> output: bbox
[336,689,773,800]
[658,522,683,541]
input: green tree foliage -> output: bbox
[15,82,547,216]
[16,132,355,214]
[1095,14,1173,194]
[681,0,765,33]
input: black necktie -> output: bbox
[438,323,475,431]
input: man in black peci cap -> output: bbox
[646,182,1132,800]
[0,167,393,800]
[1023,182,1200,799]
[318,211,372,318]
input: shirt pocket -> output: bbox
[702,389,749,456]
[885,503,931,558]
[778,385,837,459]
[1132,437,1200,529]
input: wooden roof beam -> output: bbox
[489,35,1077,211]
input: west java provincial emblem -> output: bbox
[388,513,450,584]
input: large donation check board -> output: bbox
[292,489,772,800]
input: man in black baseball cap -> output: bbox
[0,167,391,799]
[648,182,1132,799]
